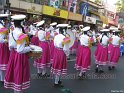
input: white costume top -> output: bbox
[80,34,90,46]
[0,23,8,43]
[50,27,57,36]
[0,23,3,28]
[111,35,121,46]
[29,25,37,35]
[101,35,109,46]
[38,30,46,41]
[9,27,31,53]
[54,34,70,56]
[9,27,22,49]
[97,34,102,42]
[38,28,55,41]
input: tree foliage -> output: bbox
[115,0,124,12]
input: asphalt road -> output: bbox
[1,46,124,93]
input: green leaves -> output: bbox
[115,0,124,12]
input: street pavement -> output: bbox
[0,46,124,93]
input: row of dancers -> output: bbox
[0,14,123,93]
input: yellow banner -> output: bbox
[42,5,68,19]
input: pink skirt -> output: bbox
[0,43,10,71]
[4,51,30,91]
[108,44,113,53]
[70,39,78,50]
[49,40,55,61]
[70,40,78,55]
[109,45,120,66]
[51,48,67,76]
[94,43,101,59]
[96,45,108,65]
[31,36,39,45]
[34,41,50,69]
[76,44,82,58]
[75,45,91,72]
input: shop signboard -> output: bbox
[107,10,116,20]
[43,5,68,19]
[53,9,60,16]
[84,16,96,24]
[96,20,103,26]
[27,5,42,14]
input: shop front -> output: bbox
[68,12,83,25]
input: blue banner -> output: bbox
[80,2,89,16]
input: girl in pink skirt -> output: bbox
[51,24,70,87]
[4,15,32,93]
[0,14,10,83]
[75,26,92,78]
[108,31,122,70]
[49,22,58,62]
[94,33,103,60]
[33,20,50,77]
[95,29,109,73]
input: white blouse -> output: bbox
[9,27,22,49]
[54,34,70,56]
[0,23,7,43]
[29,25,37,35]
[80,34,90,46]
[111,35,120,46]
[9,27,31,53]
[101,35,109,46]
[38,30,46,41]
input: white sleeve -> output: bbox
[0,34,7,43]
[8,33,15,50]
[50,31,54,38]
[17,40,31,53]
[38,31,45,41]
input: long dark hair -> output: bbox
[113,32,119,36]
[100,32,108,43]
[14,20,25,34]
[59,28,64,35]
[84,31,88,35]
[59,27,67,36]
